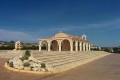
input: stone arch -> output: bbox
[73,41,76,51]
[41,40,48,51]
[50,40,59,51]
[61,39,70,51]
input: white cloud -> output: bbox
[48,19,120,32]
[0,29,36,42]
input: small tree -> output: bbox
[41,63,46,68]
[20,50,31,61]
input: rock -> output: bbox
[29,61,35,65]
[37,67,41,71]
[41,68,46,72]
[30,63,40,68]
[13,64,24,70]
[46,65,53,71]
[37,60,42,63]
[23,60,29,63]
[32,67,38,71]
[12,58,24,70]
[12,56,20,61]
[19,55,23,58]
[24,67,31,71]
[28,56,38,62]
[7,52,52,72]
[9,59,14,63]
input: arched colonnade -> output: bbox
[39,39,91,51]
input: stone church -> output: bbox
[38,32,91,51]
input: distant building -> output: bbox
[14,41,22,50]
[38,32,91,51]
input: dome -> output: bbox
[53,32,70,38]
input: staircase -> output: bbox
[32,51,110,73]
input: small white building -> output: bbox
[14,41,22,50]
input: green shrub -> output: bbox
[25,50,31,57]
[20,50,31,61]
[41,63,46,68]
[9,62,13,67]
[20,56,28,61]
[23,62,30,67]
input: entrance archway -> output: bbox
[51,40,59,51]
[61,39,70,51]
[41,41,48,51]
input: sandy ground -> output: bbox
[0,53,120,80]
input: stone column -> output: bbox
[86,43,88,51]
[70,41,73,51]
[79,42,82,51]
[58,40,62,51]
[39,41,42,51]
[48,45,50,51]
[75,41,78,51]
[88,44,91,51]
[83,42,85,51]
[59,44,61,51]
[47,41,51,51]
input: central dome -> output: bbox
[53,32,71,38]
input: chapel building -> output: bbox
[38,32,91,51]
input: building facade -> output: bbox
[38,32,91,51]
[14,41,22,50]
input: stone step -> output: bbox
[53,54,109,72]
[46,55,91,64]
[33,51,110,73]
[37,53,90,62]
[46,56,93,67]
[37,53,96,62]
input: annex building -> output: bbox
[38,32,91,51]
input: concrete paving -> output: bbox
[0,52,20,58]
[43,53,120,80]
[0,52,120,80]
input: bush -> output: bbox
[9,62,13,67]
[20,56,28,61]
[23,62,30,67]
[25,50,31,57]
[41,63,46,68]
[20,50,31,61]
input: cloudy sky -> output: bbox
[0,0,120,47]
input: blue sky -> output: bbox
[0,0,120,47]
